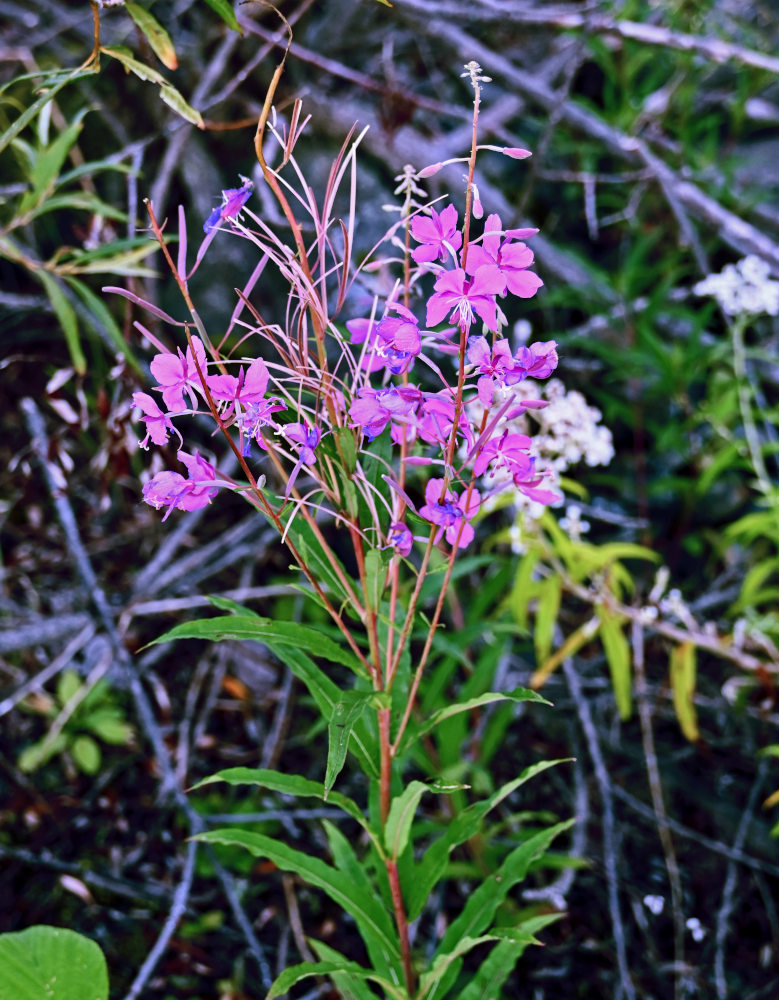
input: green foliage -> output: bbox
[0,926,109,1000]
[18,670,133,776]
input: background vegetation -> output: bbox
[1,0,778,997]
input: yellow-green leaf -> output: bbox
[126,2,178,70]
[101,47,203,128]
[36,270,85,374]
[597,606,632,720]
[670,642,698,742]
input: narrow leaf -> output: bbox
[670,642,699,741]
[202,0,242,33]
[533,575,561,665]
[597,607,632,719]
[36,270,85,374]
[126,2,178,69]
[416,687,551,739]
[101,47,203,128]
[325,692,372,796]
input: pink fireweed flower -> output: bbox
[150,336,207,412]
[466,336,516,405]
[204,175,254,233]
[373,304,421,374]
[239,397,287,455]
[508,340,559,382]
[472,430,533,478]
[465,213,543,299]
[410,204,463,264]
[512,458,561,506]
[415,392,471,449]
[419,478,481,550]
[349,385,422,441]
[142,451,222,520]
[206,358,270,413]
[385,521,414,557]
[133,391,177,448]
[283,421,321,497]
[426,266,505,332]
[347,318,385,374]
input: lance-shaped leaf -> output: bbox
[597,605,632,719]
[407,759,570,920]
[266,959,405,1000]
[101,47,203,128]
[310,940,386,1000]
[126,3,178,70]
[197,829,402,978]
[457,919,563,1000]
[670,641,699,741]
[36,271,85,374]
[413,687,551,742]
[325,692,373,796]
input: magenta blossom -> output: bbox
[385,521,414,557]
[204,176,254,233]
[419,478,481,550]
[465,213,543,299]
[410,204,462,264]
[512,459,561,505]
[472,430,533,478]
[415,392,471,449]
[239,397,287,455]
[347,318,385,374]
[508,340,559,382]
[426,266,505,332]
[349,385,422,441]
[373,304,421,374]
[133,391,177,448]
[142,451,222,520]
[206,358,270,411]
[466,336,516,405]
[283,422,322,496]
[150,336,207,412]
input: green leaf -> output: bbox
[533,576,561,665]
[192,766,372,834]
[418,934,501,999]
[35,271,85,374]
[197,828,401,975]
[322,821,396,980]
[363,548,385,612]
[0,67,93,159]
[0,925,108,1000]
[146,613,366,676]
[18,734,68,773]
[597,607,632,719]
[82,710,132,745]
[126,3,178,70]
[414,688,551,740]
[71,734,101,775]
[56,669,81,706]
[670,642,698,742]
[438,821,574,955]
[407,759,570,920]
[17,111,88,215]
[201,0,243,33]
[100,48,203,128]
[63,278,142,373]
[325,692,372,796]
[384,781,429,861]
[309,940,383,1000]
[266,959,403,1000]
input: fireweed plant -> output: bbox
[116,64,575,998]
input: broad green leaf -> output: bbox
[126,3,178,69]
[326,692,372,796]
[197,828,401,975]
[0,925,109,1000]
[64,278,142,373]
[192,766,372,833]
[202,0,242,33]
[597,606,632,719]
[56,669,81,705]
[71,734,101,774]
[670,642,698,742]
[35,270,85,374]
[82,710,132,745]
[146,613,365,676]
[533,576,561,665]
[100,47,203,128]
[407,759,570,920]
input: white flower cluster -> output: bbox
[693,255,779,317]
